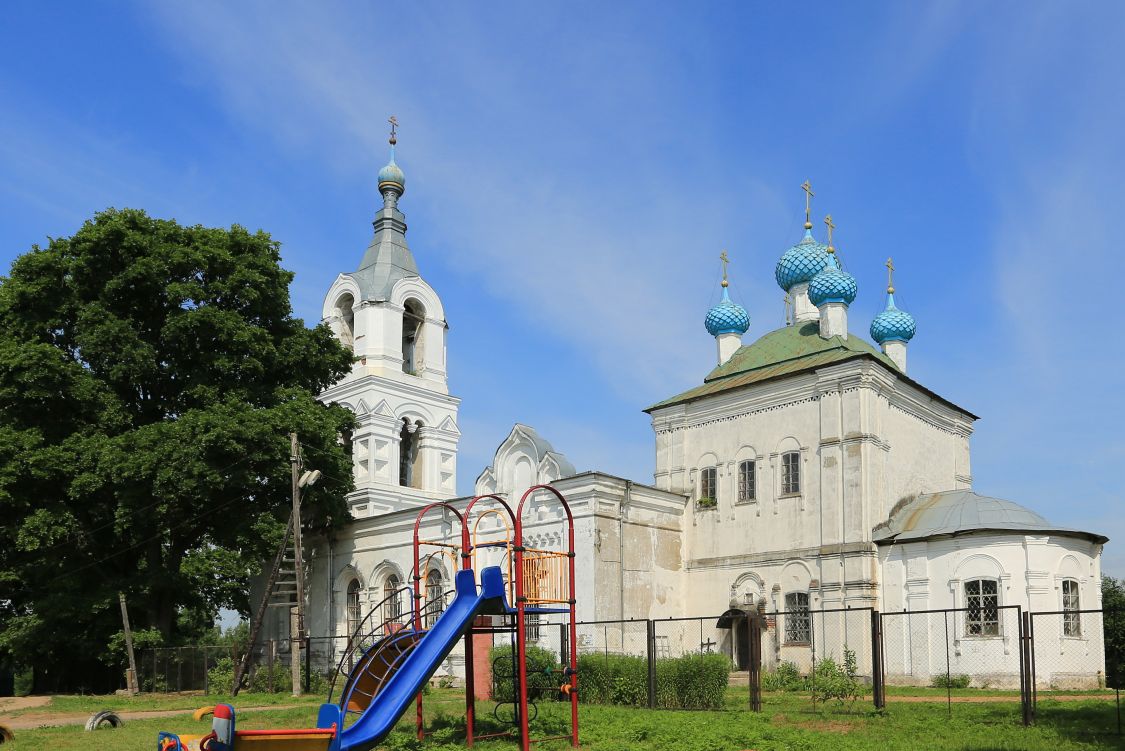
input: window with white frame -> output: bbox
[783,592,810,644]
[781,451,800,495]
[425,570,446,628]
[737,460,756,503]
[383,575,403,626]
[346,579,362,639]
[1062,579,1081,637]
[965,579,1000,636]
[698,466,718,508]
[525,612,541,642]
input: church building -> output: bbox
[282,135,1107,689]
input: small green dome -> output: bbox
[378,148,405,190]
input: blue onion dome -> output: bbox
[705,286,750,336]
[378,147,405,191]
[775,229,829,291]
[808,252,858,307]
[870,291,916,343]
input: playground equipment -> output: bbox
[156,484,578,751]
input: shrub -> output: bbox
[809,650,863,704]
[577,651,730,710]
[931,673,972,689]
[489,644,561,702]
[762,661,805,692]
[205,656,330,695]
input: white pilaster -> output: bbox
[716,333,741,365]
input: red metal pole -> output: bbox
[513,497,530,751]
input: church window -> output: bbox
[402,299,425,374]
[384,575,403,626]
[698,467,718,508]
[524,612,541,642]
[399,419,422,488]
[346,579,362,639]
[781,451,801,495]
[737,460,756,503]
[783,592,810,644]
[965,579,1000,636]
[1062,579,1081,637]
[425,570,446,628]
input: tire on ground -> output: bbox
[85,710,125,731]
[0,723,14,743]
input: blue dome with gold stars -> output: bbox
[808,254,858,306]
[870,292,916,343]
[705,287,750,336]
[775,230,829,291]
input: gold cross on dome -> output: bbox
[801,180,814,228]
[388,115,399,145]
[824,214,835,252]
[886,257,895,293]
[719,250,730,285]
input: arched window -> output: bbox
[346,579,362,639]
[783,592,810,644]
[425,570,446,628]
[698,466,718,509]
[781,451,801,495]
[335,293,355,350]
[402,299,425,374]
[965,579,1000,636]
[398,419,422,488]
[383,575,403,625]
[1062,579,1081,637]
[737,460,756,503]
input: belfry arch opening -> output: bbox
[399,417,423,488]
[335,293,355,350]
[402,298,425,374]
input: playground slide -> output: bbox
[335,565,506,751]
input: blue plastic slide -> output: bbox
[326,565,506,751]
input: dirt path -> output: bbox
[0,702,313,731]
[0,696,50,713]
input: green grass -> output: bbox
[6,688,1123,750]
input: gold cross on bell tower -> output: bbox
[824,214,836,253]
[801,180,814,229]
[886,257,895,293]
[388,115,399,146]
[719,250,730,287]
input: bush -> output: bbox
[762,661,805,692]
[489,644,561,702]
[205,656,330,695]
[577,651,730,710]
[809,650,863,704]
[931,673,972,689]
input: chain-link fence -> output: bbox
[1030,608,1123,736]
[881,605,1027,723]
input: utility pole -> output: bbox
[118,593,139,694]
[290,432,306,697]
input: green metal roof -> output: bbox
[644,321,977,417]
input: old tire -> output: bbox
[85,710,125,731]
[0,723,14,744]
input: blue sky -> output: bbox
[2,2,1122,575]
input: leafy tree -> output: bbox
[0,208,355,691]
[1104,576,1125,689]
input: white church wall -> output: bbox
[876,533,1104,688]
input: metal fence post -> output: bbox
[304,637,312,694]
[1020,610,1031,727]
[646,619,656,709]
[871,609,884,710]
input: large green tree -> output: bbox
[0,209,355,691]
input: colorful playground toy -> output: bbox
[157,485,579,751]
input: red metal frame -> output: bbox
[514,484,578,750]
[409,488,579,751]
[412,502,470,743]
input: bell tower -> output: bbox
[320,119,461,515]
